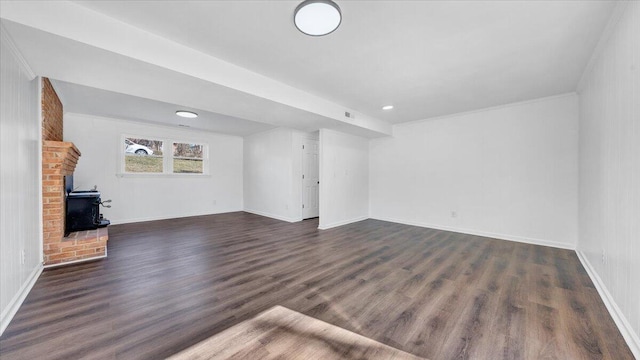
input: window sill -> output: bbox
[116,173,211,179]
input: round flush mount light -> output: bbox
[176,110,198,118]
[382,105,394,110]
[294,0,342,36]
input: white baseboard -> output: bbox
[576,251,640,358]
[369,216,575,250]
[318,216,368,230]
[109,209,242,225]
[243,209,301,223]
[0,263,43,337]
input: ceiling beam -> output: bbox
[0,0,392,137]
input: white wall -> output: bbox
[370,94,579,248]
[577,1,640,356]
[319,129,369,229]
[64,113,243,224]
[0,29,42,335]
[243,128,301,222]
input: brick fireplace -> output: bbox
[42,78,108,266]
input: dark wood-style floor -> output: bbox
[0,212,633,359]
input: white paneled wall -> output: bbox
[243,128,318,223]
[243,128,300,222]
[0,28,42,335]
[370,94,579,249]
[244,128,301,221]
[319,129,369,229]
[64,113,243,224]
[577,1,640,355]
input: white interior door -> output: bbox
[302,139,319,219]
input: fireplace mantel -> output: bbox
[42,141,81,176]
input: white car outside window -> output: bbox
[125,139,154,155]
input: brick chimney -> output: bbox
[41,78,107,266]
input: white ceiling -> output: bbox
[50,80,275,137]
[1,1,616,136]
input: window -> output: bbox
[124,137,164,173]
[173,142,204,174]
[121,136,208,176]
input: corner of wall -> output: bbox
[0,23,36,80]
[576,1,631,92]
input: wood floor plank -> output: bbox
[0,212,633,359]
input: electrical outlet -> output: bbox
[212,199,217,206]
[20,249,25,265]
[601,249,606,265]
[451,211,457,218]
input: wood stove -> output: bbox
[64,176,110,236]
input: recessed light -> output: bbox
[382,105,394,110]
[294,0,342,36]
[176,110,198,118]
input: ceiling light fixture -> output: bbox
[294,0,342,37]
[176,110,198,118]
[382,105,394,110]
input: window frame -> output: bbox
[171,140,207,175]
[119,134,210,177]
